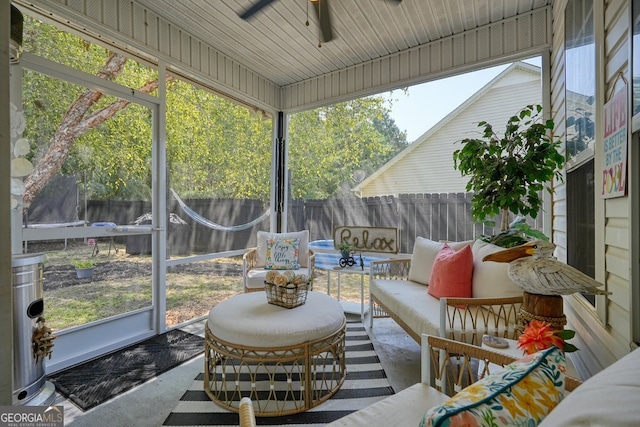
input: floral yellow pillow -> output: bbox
[421,346,566,427]
[265,238,300,270]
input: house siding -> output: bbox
[551,0,633,378]
[358,67,540,197]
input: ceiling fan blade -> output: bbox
[312,0,334,43]
[239,0,277,20]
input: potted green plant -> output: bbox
[72,258,97,279]
[453,104,565,247]
[338,241,352,259]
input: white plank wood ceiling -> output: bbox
[130,0,552,88]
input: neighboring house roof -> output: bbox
[353,61,541,197]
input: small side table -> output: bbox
[482,337,580,379]
[314,252,386,319]
[327,265,368,318]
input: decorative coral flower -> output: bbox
[446,410,480,427]
[517,320,566,355]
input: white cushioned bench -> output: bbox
[369,237,524,346]
[326,382,448,426]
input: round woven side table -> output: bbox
[204,291,346,417]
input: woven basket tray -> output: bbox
[265,281,310,308]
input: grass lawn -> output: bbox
[32,240,365,331]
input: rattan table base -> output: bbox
[204,317,346,417]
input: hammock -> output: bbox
[170,188,270,232]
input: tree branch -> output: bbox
[22,54,171,207]
[73,75,172,137]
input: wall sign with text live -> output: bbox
[602,86,627,199]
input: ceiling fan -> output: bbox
[239,0,402,45]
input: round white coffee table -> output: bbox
[204,291,346,417]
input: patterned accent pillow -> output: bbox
[256,230,309,267]
[421,346,566,427]
[265,238,300,270]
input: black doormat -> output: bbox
[48,329,204,411]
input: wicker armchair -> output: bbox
[439,296,523,345]
[326,334,582,426]
[423,334,582,396]
[242,245,315,293]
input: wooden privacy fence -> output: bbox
[297,193,526,253]
[83,193,541,254]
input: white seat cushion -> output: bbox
[539,347,640,427]
[207,291,345,347]
[370,279,442,338]
[371,278,516,344]
[325,383,449,426]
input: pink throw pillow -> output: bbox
[427,243,473,299]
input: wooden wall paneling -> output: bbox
[146,9,159,51]
[85,0,102,22]
[158,18,170,56]
[117,0,132,39]
[132,2,145,45]
[102,0,118,31]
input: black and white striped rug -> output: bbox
[163,322,394,426]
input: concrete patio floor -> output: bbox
[54,313,421,426]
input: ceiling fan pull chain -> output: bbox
[240,0,333,46]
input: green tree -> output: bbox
[166,79,272,199]
[452,104,565,232]
[289,97,407,199]
[21,16,161,203]
[373,110,408,152]
[20,16,407,204]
